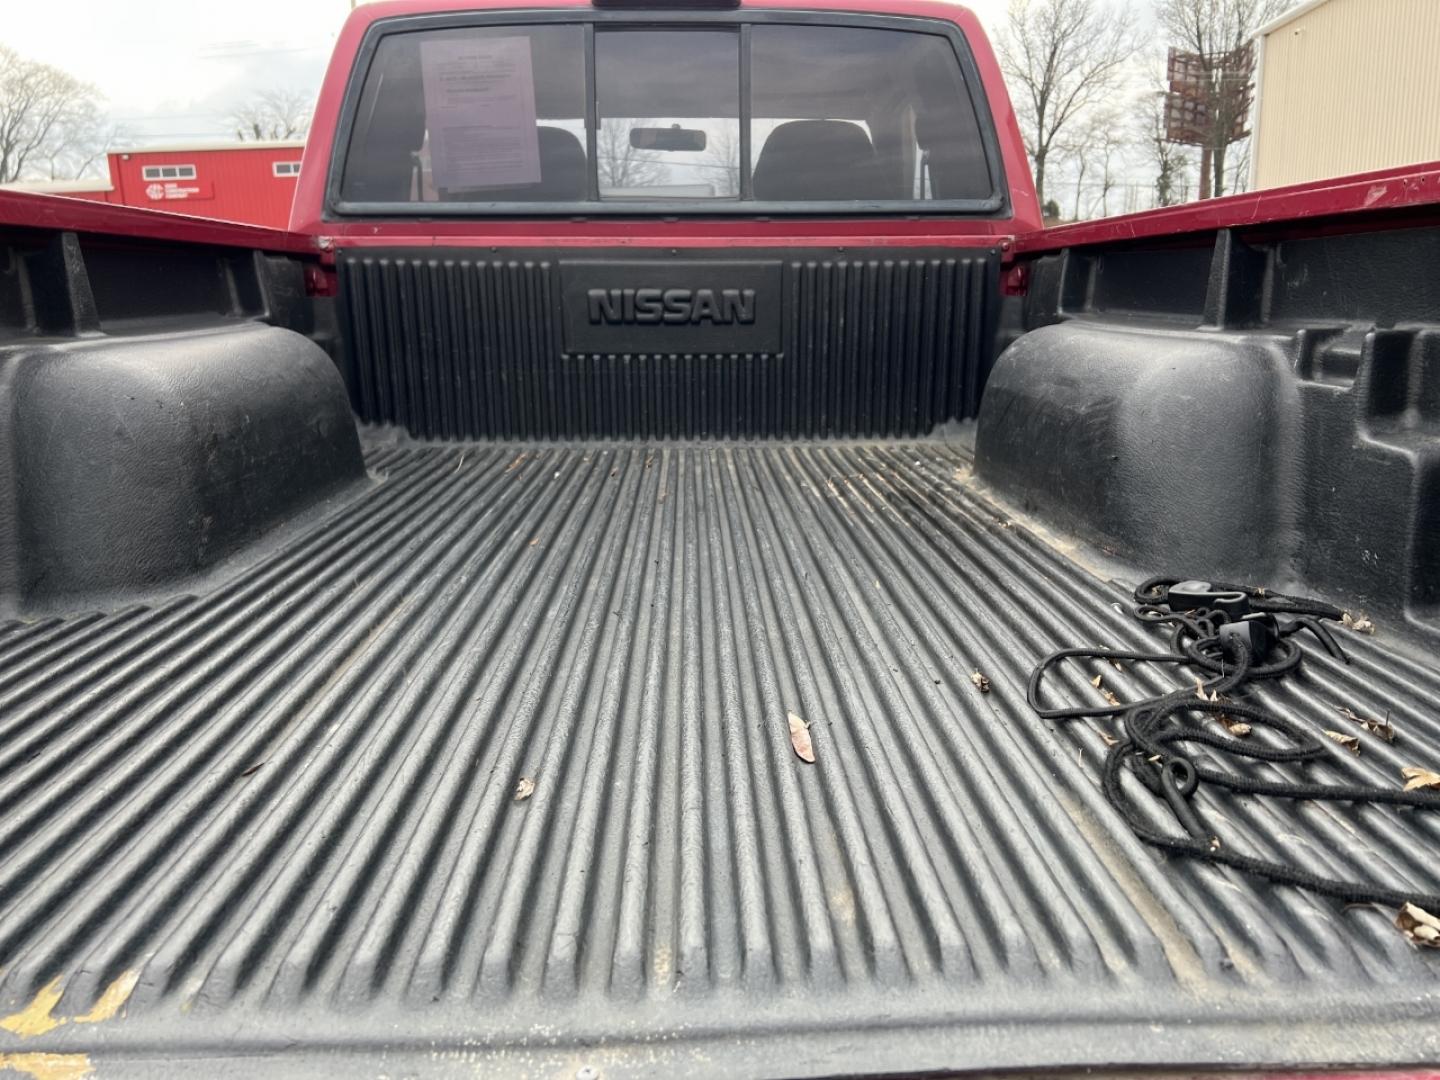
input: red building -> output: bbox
[3,142,306,229]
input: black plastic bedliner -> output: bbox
[2,440,1439,1077]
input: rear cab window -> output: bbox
[332,12,1005,215]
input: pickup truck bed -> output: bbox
[5,432,1437,1077]
[5,1,1440,1071]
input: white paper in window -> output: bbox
[421,35,542,190]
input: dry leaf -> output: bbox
[1194,678,1208,701]
[1335,705,1395,742]
[1090,674,1103,688]
[1396,903,1440,947]
[1342,611,1376,634]
[1098,730,1119,747]
[788,711,816,763]
[1401,767,1440,792]
[514,777,536,801]
[1218,716,1251,737]
[1324,730,1361,755]
[1102,689,1121,707]
[1109,659,1126,672]
[970,671,991,693]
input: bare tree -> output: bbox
[1155,0,1286,198]
[1083,111,1129,217]
[228,89,313,142]
[1069,152,1090,221]
[1139,90,1192,207]
[700,124,740,197]
[596,120,664,190]
[1225,132,1252,194]
[0,45,107,183]
[38,114,128,182]
[996,0,1137,209]
[1051,109,1126,221]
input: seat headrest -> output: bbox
[751,120,886,202]
[914,110,991,200]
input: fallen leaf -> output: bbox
[1217,716,1251,737]
[514,777,536,801]
[529,537,540,547]
[1324,730,1361,755]
[970,671,991,693]
[1102,689,1121,707]
[1336,705,1395,742]
[1396,902,1440,947]
[1342,611,1376,634]
[240,762,265,777]
[1098,730,1119,747]
[1090,674,1103,688]
[1194,678,1208,701]
[1401,767,1440,792]
[788,711,815,763]
[1109,659,1125,672]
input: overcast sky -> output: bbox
[4,0,1010,146]
[5,0,361,143]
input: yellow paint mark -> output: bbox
[652,945,672,984]
[0,980,64,1039]
[71,972,138,1025]
[0,1052,94,1080]
[828,885,856,928]
[2,970,138,1045]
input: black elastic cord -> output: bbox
[1032,576,1440,911]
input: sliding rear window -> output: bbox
[334,16,1002,213]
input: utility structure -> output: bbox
[1164,43,1254,199]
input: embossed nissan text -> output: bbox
[586,287,757,326]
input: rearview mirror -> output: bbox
[630,126,707,152]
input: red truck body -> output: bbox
[2,3,1440,1078]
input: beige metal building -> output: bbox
[1251,0,1440,189]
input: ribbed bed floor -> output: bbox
[2,441,1439,1077]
